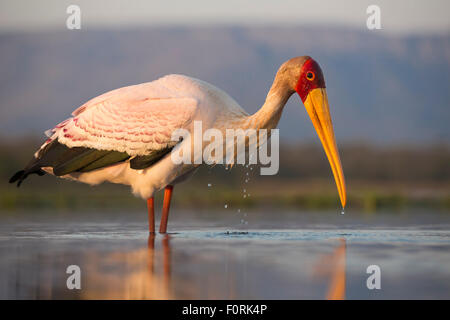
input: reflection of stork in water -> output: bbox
[10,56,346,234]
[147,234,171,293]
[314,238,346,300]
[80,235,172,299]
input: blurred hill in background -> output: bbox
[0,27,449,144]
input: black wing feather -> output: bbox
[9,140,129,186]
[130,148,173,169]
[9,139,174,187]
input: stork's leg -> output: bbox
[147,197,155,234]
[159,185,174,234]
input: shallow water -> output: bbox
[0,209,449,299]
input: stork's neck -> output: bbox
[249,74,295,131]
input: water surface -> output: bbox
[0,209,449,299]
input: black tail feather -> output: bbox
[9,170,25,184]
[9,169,46,187]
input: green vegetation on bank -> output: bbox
[0,137,449,212]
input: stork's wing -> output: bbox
[10,79,199,186]
[55,81,198,156]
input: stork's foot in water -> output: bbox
[159,185,174,234]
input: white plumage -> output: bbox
[42,75,249,199]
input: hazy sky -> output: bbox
[0,0,449,34]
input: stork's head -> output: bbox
[279,56,347,208]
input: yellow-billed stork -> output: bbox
[10,56,346,233]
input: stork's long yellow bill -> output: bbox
[303,88,347,208]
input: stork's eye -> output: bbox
[306,71,315,81]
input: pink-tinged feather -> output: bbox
[56,75,199,156]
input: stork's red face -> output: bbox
[295,58,347,208]
[295,58,326,102]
